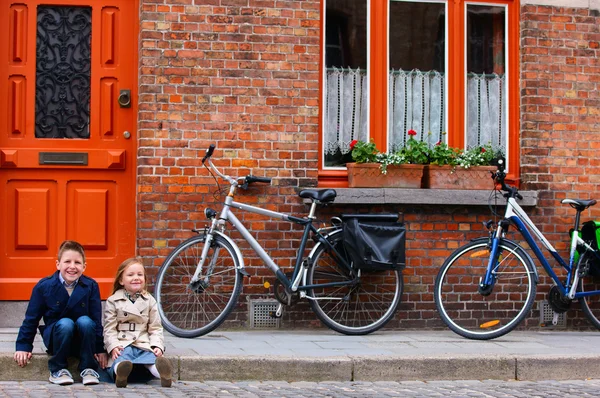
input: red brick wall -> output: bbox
[136,1,600,331]
[520,4,600,329]
[137,0,323,327]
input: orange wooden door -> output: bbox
[0,0,137,299]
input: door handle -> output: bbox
[118,89,131,108]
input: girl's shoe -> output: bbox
[115,360,133,388]
[155,357,173,387]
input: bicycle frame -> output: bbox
[195,192,356,295]
[487,196,600,300]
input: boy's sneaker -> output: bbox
[49,369,74,385]
[115,360,133,388]
[80,368,100,385]
[155,357,173,387]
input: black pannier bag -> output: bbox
[341,214,406,271]
[579,220,600,276]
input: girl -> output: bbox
[104,257,172,387]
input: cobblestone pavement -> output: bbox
[2,379,600,397]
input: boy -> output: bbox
[13,240,108,385]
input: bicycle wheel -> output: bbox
[434,238,537,340]
[577,253,600,329]
[155,233,243,338]
[307,230,403,335]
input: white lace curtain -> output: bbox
[324,67,368,156]
[467,73,506,152]
[388,69,445,150]
[324,67,506,155]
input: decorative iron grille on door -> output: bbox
[35,6,91,139]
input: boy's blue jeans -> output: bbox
[48,316,97,373]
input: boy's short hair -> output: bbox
[57,240,86,263]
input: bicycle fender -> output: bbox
[470,236,539,284]
[212,231,248,276]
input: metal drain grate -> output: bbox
[540,300,566,327]
[249,299,280,329]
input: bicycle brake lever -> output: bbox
[237,177,249,190]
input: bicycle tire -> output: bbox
[307,230,403,335]
[577,252,600,329]
[434,238,537,340]
[155,233,243,338]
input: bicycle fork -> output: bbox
[188,230,217,293]
[479,223,507,295]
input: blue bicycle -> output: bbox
[434,161,600,339]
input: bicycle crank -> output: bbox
[273,272,300,306]
[548,285,572,313]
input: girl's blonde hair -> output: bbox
[112,257,147,294]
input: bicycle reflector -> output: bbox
[204,208,217,219]
[470,250,489,258]
[479,320,500,329]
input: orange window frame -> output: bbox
[318,0,521,187]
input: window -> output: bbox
[320,0,519,186]
[466,4,507,156]
[388,0,446,150]
[323,0,368,168]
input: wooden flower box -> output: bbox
[346,163,425,188]
[424,165,497,190]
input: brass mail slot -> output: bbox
[39,152,88,165]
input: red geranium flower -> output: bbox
[407,129,417,136]
[349,139,358,150]
[436,141,441,146]
[480,147,486,153]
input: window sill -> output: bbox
[320,188,538,206]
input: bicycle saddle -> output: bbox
[562,198,597,211]
[298,189,337,202]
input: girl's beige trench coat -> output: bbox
[103,289,165,362]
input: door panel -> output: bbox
[0,0,137,299]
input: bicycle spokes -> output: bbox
[435,240,536,339]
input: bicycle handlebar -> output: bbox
[202,144,215,164]
[246,175,272,184]
[202,144,272,188]
[493,159,522,200]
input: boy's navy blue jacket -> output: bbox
[15,271,104,354]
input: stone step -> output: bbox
[0,302,28,328]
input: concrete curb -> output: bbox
[2,353,600,382]
[352,356,516,381]
[178,356,353,382]
[516,356,600,380]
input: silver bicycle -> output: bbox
[155,144,403,337]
